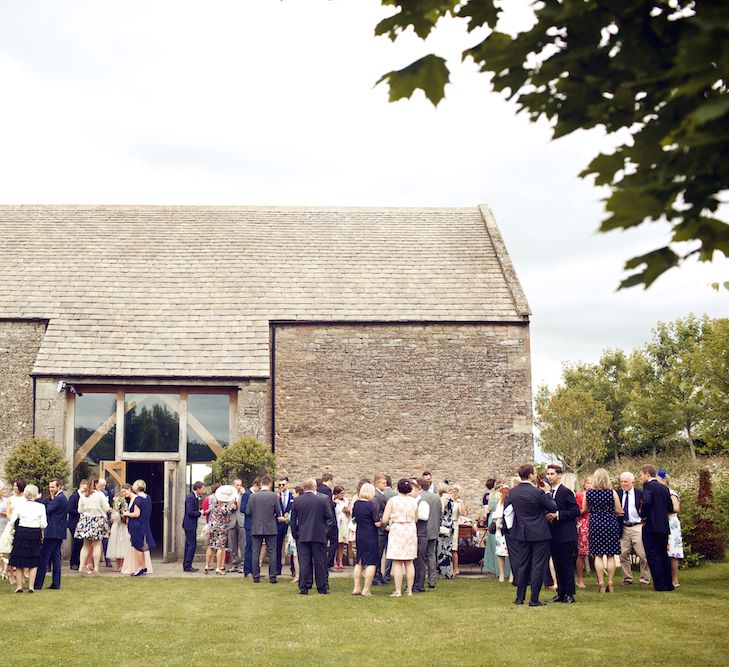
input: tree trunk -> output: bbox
[651,440,657,458]
[687,423,696,459]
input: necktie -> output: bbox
[623,492,629,518]
[550,489,555,499]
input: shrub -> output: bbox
[210,436,276,488]
[4,436,70,493]
[688,470,726,561]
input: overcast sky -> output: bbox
[1,0,726,392]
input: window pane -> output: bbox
[187,394,230,463]
[124,394,180,453]
[74,393,116,482]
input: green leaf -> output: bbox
[456,0,500,31]
[620,247,680,290]
[376,54,449,106]
[580,151,625,185]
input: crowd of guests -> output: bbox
[480,463,682,605]
[0,462,684,601]
[0,476,156,592]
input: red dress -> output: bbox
[575,491,589,556]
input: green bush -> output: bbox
[4,436,70,494]
[210,436,276,488]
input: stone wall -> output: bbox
[34,379,68,447]
[0,320,46,480]
[237,378,270,444]
[273,323,533,507]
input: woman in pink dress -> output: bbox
[381,478,418,597]
[574,476,593,588]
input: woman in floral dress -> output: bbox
[574,475,593,588]
[205,486,235,575]
[381,478,418,597]
[658,471,683,588]
[436,483,454,578]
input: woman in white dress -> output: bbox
[658,472,683,588]
[106,490,131,571]
[381,478,418,597]
[492,486,512,583]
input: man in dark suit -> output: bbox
[67,479,87,570]
[420,480,442,589]
[34,478,68,590]
[275,476,294,576]
[545,464,580,603]
[240,477,261,577]
[182,481,205,572]
[506,464,558,606]
[639,465,674,591]
[617,471,651,585]
[317,473,338,568]
[371,474,388,585]
[291,478,335,595]
[245,475,280,583]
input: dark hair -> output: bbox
[14,478,27,493]
[192,481,204,491]
[547,464,563,475]
[253,477,262,487]
[294,485,304,495]
[315,478,322,487]
[321,473,333,483]
[51,478,64,489]
[422,471,431,477]
[640,464,657,477]
[397,478,413,494]
[278,476,289,482]
[211,482,221,493]
[261,475,273,487]
[485,478,496,490]
[518,464,534,480]
[418,478,430,491]
[385,475,392,487]
[333,485,344,495]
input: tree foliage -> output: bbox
[4,436,70,494]
[535,384,611,473]
[689,469,726,561]
[210,436,276,488]
[696,318,729,452]
[375,0,729,288]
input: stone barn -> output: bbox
[0,205,532,560]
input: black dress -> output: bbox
[352,499,379,566]
[586,488,621,556]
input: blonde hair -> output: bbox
[437,482,449,496]
[132,479,146,494]
[24,484,40,501]
[592,468,612,490]
[358,483,375,500]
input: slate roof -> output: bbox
[0,205,530,379]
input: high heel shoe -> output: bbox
[215,568,224,575]
[204,567,210,575]
[598,582,606,593]
[607,581,614,593]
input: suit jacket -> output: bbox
[421,490,442,540]
[383,487,397,501]
[278,490,294,518]
[291,492,334,543]
[245,488,280,535]
[616,487,644,532]
[240,488,253,530]
[548,484,579,543]
[317,484,337,533]
[182,492,201,531]
[506,482,557,542]
[372,489,388,536]
[44,491,69,540]
[639,479,671,534]
[67,490,81,532]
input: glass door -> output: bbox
[163,461,178,563]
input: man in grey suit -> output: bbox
[419,478,443,588]
[245,475,281,583]
[228,478,246,573]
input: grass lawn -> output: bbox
[5,561,729,666]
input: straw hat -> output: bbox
[215,484,237,503]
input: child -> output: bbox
[285,486,303,583]
[333,485,348,571]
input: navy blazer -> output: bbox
[548,484,580,543]
[278,490,294,517]
[506,482,557,542]
[67,490,81,532]
[45,491,69,540]
[240,488,253,530]
[639,479,671,534]
[182,492,201,531]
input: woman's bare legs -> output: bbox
[404,560,415,595]
[352,562,363,594]
[391,560,403,596]
[362,564,376,596]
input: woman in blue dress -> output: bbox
[351,483,381,597]
[124,479,156,576]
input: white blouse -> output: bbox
[78,490,111,517]
[11,499,48,529]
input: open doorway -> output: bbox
[126,461,164,556]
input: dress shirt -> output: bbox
[549,482,561,520]
[623,488,641,523]
[416,496,430,521]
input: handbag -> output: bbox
[201,522,212,540]
[488,521,497,535]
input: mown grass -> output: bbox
[4,560,729,666]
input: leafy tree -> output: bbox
[375,1,729,288]
[4,437,70,494]
[623,350,679,456]
[535,384,611,474]
[696,318,729,452]
[563,349,630,461]
[646,315,706,458]
[210,436,276,488]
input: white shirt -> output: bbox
[12,499,47,529]
[623,488,641,523]
[416,496,430,521]
[78,490,110,517]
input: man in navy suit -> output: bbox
[639,465,674,591]
[67,479,87,570]
[617,471,650,585]
[506,464,558,607]
[34,478,68,590]
[317,473,338,568]
[239,478,261,577]
[545,464,580,603]
[182,481,206,572]
[275,476,294,576]
[291,478,335,595]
